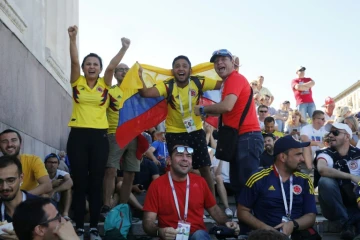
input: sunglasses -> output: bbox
[212,49,232,56]
[39,212,62,225]
[330,129,347,137]
[172,146,194,155]
[115,68,129,73]
[259,110,268,113]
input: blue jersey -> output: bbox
[238,165,317,228]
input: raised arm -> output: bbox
[68,26,80,83]
[138,66,161,98]
[103,38,131,86]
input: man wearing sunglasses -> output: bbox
[300,110,328,169]
[315,123,360,240]
[13,198,79,240]
[194,49,262,192]
[102,63,140,219]
[143,141,240,240]
[0,155,38,240]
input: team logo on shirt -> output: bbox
[349,160,358,170]
[190,89,196,97]
[293,185,302,195]
[97,87,103,93]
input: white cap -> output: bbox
[325,122,352,136]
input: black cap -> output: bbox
[273,135,310,156]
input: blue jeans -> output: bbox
[318,177,360,226]
[230,131,264,194]
[275,119,284,132]
[189,230,211,240]
[297,102,316,120]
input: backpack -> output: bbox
[104,204,132,239]
[165,76,203,108]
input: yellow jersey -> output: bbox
[20,154,49,191]
[107,85,124,134]
[68,76,109,129]
[155,76,217,133]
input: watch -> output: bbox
[291,220,299,231]
[199,106,206,117]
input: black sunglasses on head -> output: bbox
[172,146,194,155]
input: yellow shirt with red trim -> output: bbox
[155,76,217,133]
[107,85,124,134]
[20,154,49,191]
[68,76,109,129]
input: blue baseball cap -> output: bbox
[273,135,310,156]
[210,49,233,63]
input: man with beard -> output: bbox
[315,123,360,239]
[260,133,275,168]
[101,63,141,218]
[194,50,262,194]
[0,155,38,240]
[142,140,239,240]
[237,135,317,238]
[0,129,52,196]
[139,56,222,196]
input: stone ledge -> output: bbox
[0,0,27,33]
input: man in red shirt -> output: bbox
[194,49,263,192]
[291,66,316,120]
[142,140,239,240]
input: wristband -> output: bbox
[199,106,206,117]
[291,220,299,231]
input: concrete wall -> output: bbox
[0,0,79,159]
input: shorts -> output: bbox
[166,129,211,169]
[107,134,140,172]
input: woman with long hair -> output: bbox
[284,110,308,139]
[66,25,130,239]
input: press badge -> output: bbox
[176,221,191,240]
[183,117,196,133]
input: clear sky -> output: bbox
[78,0,359,109]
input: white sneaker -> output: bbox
[225,208,234,218]
[76,229,84,240]
[89,228,102,240]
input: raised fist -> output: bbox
[68,25,78,39]
[121,37,131,49]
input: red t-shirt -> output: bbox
[291,78,314,106]
[143,173,216,234]
[222,71,260,134]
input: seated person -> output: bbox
[145,131,168,174]
[237,135,317,238]
[248,229,288,240]
[0,129,52,196]
[260,133,275,168]
[142,140,239,239]
[315,123,360,239]
[13,198,78,240]
[263,117,283,139]
[44,153,73,220]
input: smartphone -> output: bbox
[292,129,298,132]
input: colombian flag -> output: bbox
[116,62,220,148]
